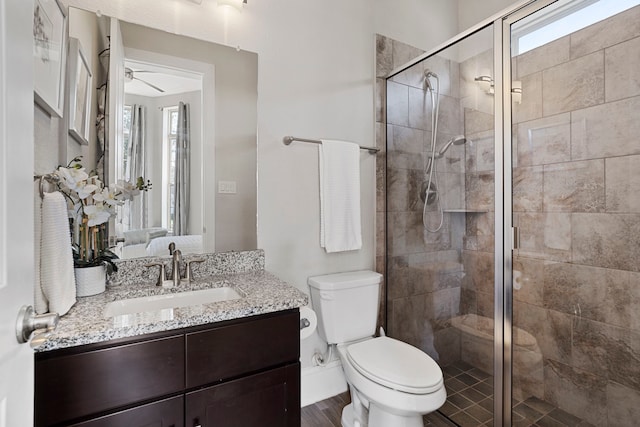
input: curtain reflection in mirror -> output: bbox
[125,104,147,231]
[173,102,190,236]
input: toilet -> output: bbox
[308,271,446,427]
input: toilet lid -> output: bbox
[346,337,443,394]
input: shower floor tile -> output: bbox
[300,360,596,427]
[442,360,595,427]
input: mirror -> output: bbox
[67,7,258,259]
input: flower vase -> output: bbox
[75,265,106,297]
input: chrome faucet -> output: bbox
[170,249,183,287]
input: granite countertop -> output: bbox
[37,270,308,352]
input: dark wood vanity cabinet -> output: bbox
[35,309,300,427]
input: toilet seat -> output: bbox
[346,336,443,394]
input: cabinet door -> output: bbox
[69,395,184,427]
[186,363,300,427]
[186,310,299,388]
[35,335,185,426]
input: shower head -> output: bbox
[437,135,467,157]
[423,70,439,91]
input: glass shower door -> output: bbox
[385,24,499,426]
[508,1,640,425]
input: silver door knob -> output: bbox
[15,305,59,344]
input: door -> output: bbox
[506,0,640,426]
[0,0,38,425]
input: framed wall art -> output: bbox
[33,0,67,117]
[67,37,93,145]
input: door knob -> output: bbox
[15,305,59,344]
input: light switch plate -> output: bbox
[218,181,237,194]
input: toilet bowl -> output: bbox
[308,271,447,427]
[337,336,446,427]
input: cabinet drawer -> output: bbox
[186,310,299,388]
[186,362,300,427]
[69,395,184,427]
[35,335,184,427]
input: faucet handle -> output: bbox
[183,258,205,282]
[144,262,167,287]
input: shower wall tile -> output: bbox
[514,303,572,364]
[391,294,444,361]
[514,113,571,167]
[464,108,493,136]
[376,156,385,213]
[570,4,640,60]
[516,36,570,78]
[408,86,432,130]
[474,135,495,173]
[513,256,544,306]
[438,172,465,210]
[422,55,456,98]
[542,159,605,213]
[514,213,571,262]
[388,124,425,153]
[605,35,640,102]
[434,94,462,135]
[543,359,607,426]
[572,213,640,272]
[465,172,494,211]
[465,129,493,173]
[542,51,604,117]
[375,78,386,123]
[387,168,424,212]
[434,327,461,365]
[572,319,640,391]
[386,81,409,126]
[606,382,640,427]
[461,250,494,295]
[440,141,466,174]
[376,211,385,258]
[475,291,494,319]
[390,41,425,88]
[388,211,451,256]
[375,35,393,78]
[571,96,640,160]
[605,154,640,213]
[543,262,631,328]
[512,72,542,124]
[513,166,543,212]
[630,273,640,332]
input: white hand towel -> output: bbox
[34,182,47,314]
[319,139,362,253]
[40,191,76,315]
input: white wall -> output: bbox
[374,0,459,54]
[457,0,523,33]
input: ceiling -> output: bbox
[124,60,202,98]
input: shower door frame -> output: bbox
[385,0,561,425]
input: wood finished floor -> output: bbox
[301,391,457,427]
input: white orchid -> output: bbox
[115,179,141,201]
[84,204,113,227]
[93,185,121,207]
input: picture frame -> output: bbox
[33,0,67,118]
[67,37,93,145]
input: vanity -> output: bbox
[34,250,307,427]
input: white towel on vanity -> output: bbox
[319,139,362,253]
[39,191,76,315]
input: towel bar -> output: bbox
[283,136,379,154]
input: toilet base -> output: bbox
[341,402,427,427]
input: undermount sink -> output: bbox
[104,287,244,319]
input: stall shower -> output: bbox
[378,1,640,426]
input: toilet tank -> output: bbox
[308,270,382,344]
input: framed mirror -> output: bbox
[67,7,258,259]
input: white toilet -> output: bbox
[308,270,446,427]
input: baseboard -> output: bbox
[301,359,348,407]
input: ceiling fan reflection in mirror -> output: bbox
[124,67,165,93]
